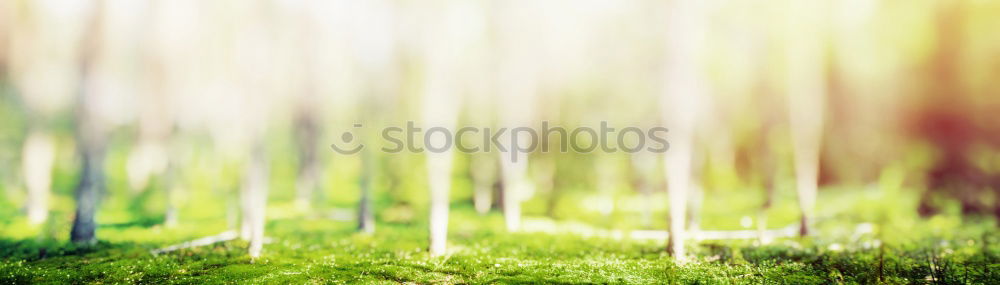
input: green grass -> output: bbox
[0,155,997,284]
[0,202,997,284]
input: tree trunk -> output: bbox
[423,81,457,256]
[427,150,453,256]
[163,161,179,228]
[757,134,778,244]
[500,157,528,232]
[70,139,105,245]
[242,141,269,258]
[471,155,496,215]
[661,0,708,260]
[70,0,105,246]
[495,0,539,233]
[786,0,827,237]
[358,148,375,234]
[22,131,54,225]
[70,150,102,245]
[295,109,320,209]
[422,66,458,256]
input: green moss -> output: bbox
[1,207,997,284]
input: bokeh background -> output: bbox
[0,0,998,276]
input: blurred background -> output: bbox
[0,0,998,252]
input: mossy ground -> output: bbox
[0,150,996,284]
[0,202,997,284]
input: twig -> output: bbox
[151,230,239,255]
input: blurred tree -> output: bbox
[496,0,541,233]
[241,141,268,258]
[6,0,69,226]
[294,104,321,210]
[70,0,107,245]
[660,0,708,260]
[785,0,829,237]
[470,153,497,215]
[911,0,1000,219]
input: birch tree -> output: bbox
[6,0,82,225]
[236,6,275,260]
[660,0,709,259]
[471,152,497,215]
[196,0,277,258]
[352,0,397,234]
[785,0,828,236]
[495,0,542,232]
[70,0,108,245]
[416,0,485,255]
[281,2,323,211]
[128,0,180,226]
[422,53,459,256]
[466,64,497,216]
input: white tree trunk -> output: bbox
[495,0,540,233]
[471,155,496,215]
[424,94,456,256]
[163,166,180,228]
[417,0,480,256]
[242,142,269,259]
[496,69,536,232]
[786,0,827,237]
[499,154,530,232]
[358,147,376,234]
[22,131,54,225]
[125,142,167,191]
[426,150,453,256]
[423,53,458,257]
[661,0,708,260]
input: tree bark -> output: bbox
[70,0,106,246]
[70,139,105,245]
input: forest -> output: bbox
[0,0,998,284]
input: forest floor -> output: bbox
[0,202,998,284]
